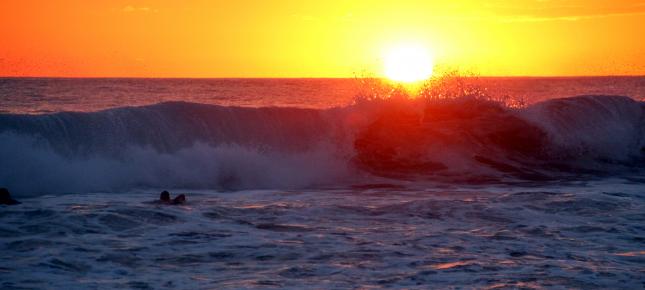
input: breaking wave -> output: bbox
[1,95,644,195]
[354,95,645,182]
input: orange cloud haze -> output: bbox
[1,0,644,77]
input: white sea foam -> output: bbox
[0,133,352,195]
[0,182,643,289]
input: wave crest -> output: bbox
[1,95,644,194]
[353,95,645,181]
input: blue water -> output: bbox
[0,77,644,289]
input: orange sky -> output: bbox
[1,0,644,77]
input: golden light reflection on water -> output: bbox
[615,250,645,257]
[431,260,473,270]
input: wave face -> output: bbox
[354,95,645,182]
[0,102,355,194]
[1,96,644,195]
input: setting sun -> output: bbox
[383,44,434,83]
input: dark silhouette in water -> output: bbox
[160,191,171,203]
[158,191,186,205]
[0,188,20,205]
[172,194,186,205]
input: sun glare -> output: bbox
[384,44,434,83]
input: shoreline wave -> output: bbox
[1,95,644,195]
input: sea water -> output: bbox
[0,77,644,289]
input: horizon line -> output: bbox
[1,75,644,80]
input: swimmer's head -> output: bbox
[0,188,10,200]
[160,191,171,202]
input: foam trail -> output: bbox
[0,133,350,195]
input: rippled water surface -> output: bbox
[1,181,643,289]
[2,77,645,288]
[1,77,643,113]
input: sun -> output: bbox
[383,44,434,83]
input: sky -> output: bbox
[1,0,644,77]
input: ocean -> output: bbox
[0,77,644,289]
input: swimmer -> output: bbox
[159,190,171,203]
[157,191,186,205]
[0,188,20,205]
[171,194,186,205]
